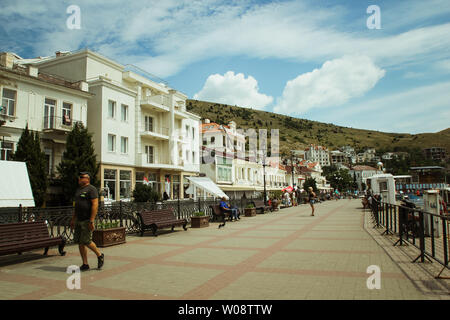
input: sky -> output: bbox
[1,0,450,134]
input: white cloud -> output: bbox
[2,0,449,79]
[193,71,273,109]
[273,55,386,115]
[314,81,450,133]
[434,59,450,72]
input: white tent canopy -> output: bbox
[185,177,229,200]
[0,160,35,207]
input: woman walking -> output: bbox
[308,187,316,216]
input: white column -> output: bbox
[135,85,141,165]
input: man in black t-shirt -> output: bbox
[70,172,104,271]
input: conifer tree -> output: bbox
[57,122,100,203]
[12,125,48,207]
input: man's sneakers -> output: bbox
[97,253,105,269]
[80,264,90,271]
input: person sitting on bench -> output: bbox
[219,197,240,221]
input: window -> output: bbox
[62,102,72,125]
[121,137,128,154]
[211,137,215,144]
[185,125,189,137]
[192,151,195,164]
[203,138,207,145]
[0,141,13,160]
[223,136,226,147]
[44,98,56,129]
[108,134,116,152]
[121,104,128,122]
[120,170,131,200]
[192,127,195,139]
[185,150,189,162]
[104,169,116,201]
[1,88,16,116]
[135,171,145,185]
[44,148,52,175]
[108,100,116,118]
[144,116,153,132]
[145,145,154,164]
[173,175,180,199]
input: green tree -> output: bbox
[132,183,160,203]
[57,122,100,204]
[12,125,48,207]
[303,177,317,193]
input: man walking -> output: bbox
[70,172,104,271]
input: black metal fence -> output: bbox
[369,198,450,279]
[0,196,262,244]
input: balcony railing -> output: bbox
[43,115,78,132]
[141,95,170,110]
[141,126,170,138]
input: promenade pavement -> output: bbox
[0,199,448,300]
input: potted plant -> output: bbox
[244,203,256,217]
[92,221,126,247]
[190,211,209,228]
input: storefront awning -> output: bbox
[0,160,35,207]
[186,177,229,199]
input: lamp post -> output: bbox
[261,144,267,206]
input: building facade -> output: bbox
[32,49,200,201]
[304,144,330,167]
[0,52,92,185]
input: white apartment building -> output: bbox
[31,49,200,201]
[349,165,383,190]
[0,52,92,180]
[304,144,330,167]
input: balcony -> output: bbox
[140,95,170,112]
[140,126,170,140]
[42,115,79,133]
[136,153,183,170]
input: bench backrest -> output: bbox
[139,208,177,225]
[0,221,51,244]
[210,205,225,215]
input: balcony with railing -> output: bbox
[135,152,183,170]
[140,126,170,140]
[140,94,170,112]
[42,115,79,133]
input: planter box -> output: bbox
[93,227,126,247]
[190,216,210,228]
[244,208,256,217]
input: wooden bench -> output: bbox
[210,205,231,228]
[0,221,66,257]
[252,200,272,214]
[137,208,187,236]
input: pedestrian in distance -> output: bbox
[70,172,104,271]
[308,187,316,216]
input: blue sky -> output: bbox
[1,0,449,134]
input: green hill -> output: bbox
[187,99,450,156]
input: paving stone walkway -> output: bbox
[0,199,448,300]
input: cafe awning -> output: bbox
[185,177,229,199]
[0,160,35,207]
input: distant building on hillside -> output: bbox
[304,144,330,167]
[423,147,446,163]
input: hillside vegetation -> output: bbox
[187,100,450,156]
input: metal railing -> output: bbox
[0,196,263,244]
[368,198,449,279]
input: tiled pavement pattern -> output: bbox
[0,199,448,300]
